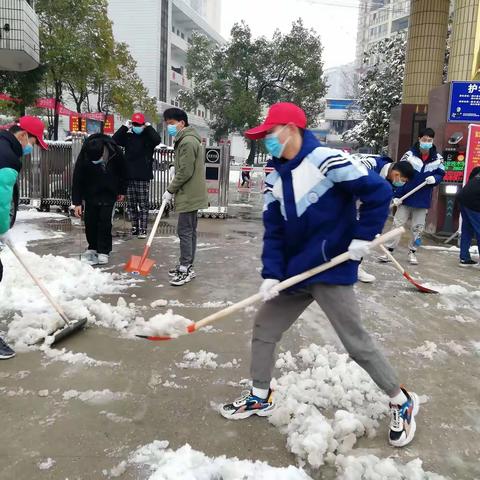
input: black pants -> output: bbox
[84,203,114,255]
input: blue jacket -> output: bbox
[262,130,392,287]
[393,145,445,209]
[359,155,392,178]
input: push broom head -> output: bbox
[47,318,88,346]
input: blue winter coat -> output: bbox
[359,155,392,178]
[393,145,445,209]
[262,130,392,287]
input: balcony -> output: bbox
[0,0,40,71]
[170,69,191,89]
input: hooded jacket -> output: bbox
[112,125,161,180]
[167,126,208,213]
[262,130,392,287]
[72,134,128,205]
[0,131,23,234]
[457,166,480,212]
[359,155,392,179]
[393,144,445,208]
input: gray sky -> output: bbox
[221,0,359,69]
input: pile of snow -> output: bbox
[37,458,56,471]
[150,299,168,308]
[176,350,219,369]
[0,248,134,348]
[132,310,192,338]
[105,440,312,479]
[16,209,66,221]
[411,341,439,360]
[62,389,128,405]
[41,346,118,367]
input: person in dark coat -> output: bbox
[457,166,480,266]
[72,134,128,266]
[112,112,161,238]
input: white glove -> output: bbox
[145,122,151,127]
[259,279,280,301]
[392,198,402,207]
[348,239,371,261]
[162,190,174,202]
[124,120,132,128]
[425,175,436,185]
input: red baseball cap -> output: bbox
[131,112,145,124]
[245,103,307,140]
[18,116,48,150]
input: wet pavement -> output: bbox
[1,192,479,480]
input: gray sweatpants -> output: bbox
[386,205,428,252]
[251,283,399,396]
[177,211,198,267]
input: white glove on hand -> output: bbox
[162,190,174,202]
[348,239,371,261]
[425,175,436,185]
[260,279,280,301]
[145,122,151,127]
[392,198,402,207]
[124,120,132,128]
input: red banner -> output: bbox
[103,114,114,134]
[464,124,480,185]
[35,97,57,109]
[0,122,16,130]
[0,93,21,103]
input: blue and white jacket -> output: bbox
[359,155,392,179]
[262,130,392,287]
[393,144,445,209]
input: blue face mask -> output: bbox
[420,141,433,150]
[167,124,178,137]
[22,144,33,156]
[392,180,405,187]
[132,126,144,135]
[265,127,289,158]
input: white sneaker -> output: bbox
[358,266,376,283]
[389,389,419,447]
[81,249,98,265]
[97,254,109,265]
[408,251,418,265]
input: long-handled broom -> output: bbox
[5,239,87,345]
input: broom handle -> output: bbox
[193,227,405,330]
[379,244,405,275]
[146,201,167,248]
[6,240,71,326]
[398,181,428,203]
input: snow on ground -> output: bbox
[176,350,219,369]
[105,440,312,479]
[40,346,119,367]
[132,309,193,338]
[16,209,67,221]
[0,247,136,349]
[37,457,56,471]
[62,389,129,405]
[267,344,446,478]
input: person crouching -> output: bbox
[72,134,128,265]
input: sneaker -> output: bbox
[389,388,419,447]
[459,259,477,267]
[170,265,194,286]
[81,249,98,265]
[0,337,16,359]
[378,248,394,263]
[97,253,109,265]
[168,265,180,277]
[131,227,138,236]
[408,251,418,265]
[358,266,376,283]
[138,229,147,239]
[220,389,275,420]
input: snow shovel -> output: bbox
[379,245,437,294]
[5,239,87,345]
[125,200,167,276]
[137,226,405,341]
[391,180,428,208]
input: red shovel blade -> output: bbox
[403,272,438,294]
[136,322,198,342]
[124,255,155,276]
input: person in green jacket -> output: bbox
[0,116,48,359]
[162,108,208,286]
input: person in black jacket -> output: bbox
[72,134,128,266]
[457,166,480,266]
[112,112,161,238]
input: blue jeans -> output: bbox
[460,206,480,261]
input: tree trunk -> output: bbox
[53,80,62,141]
[247,139,257,165]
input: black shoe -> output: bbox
[168,265,180,277]
[459,259,477,267]
[170,265,195,286]
[138,229,147,239]
[0,337,15,359]
[131,227,138,236]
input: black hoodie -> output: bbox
[457,167,480,212]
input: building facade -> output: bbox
[107,0,224,142]
[0,0,40,71]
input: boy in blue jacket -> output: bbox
[380,128,445,265]
[220,103,420,449]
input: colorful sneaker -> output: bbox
[459,259,477,267]
[81,249,98,265]
[408,251,418,265]
[0,337,15,359]
[358,266,376,283]
[138,229,147,239]
[170,265,194,286]
[220,389,275,420]
[389,388,419,447]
